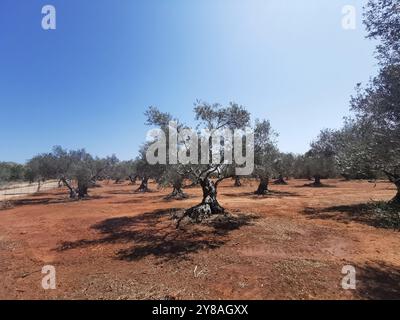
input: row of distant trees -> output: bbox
[0,143,340,192]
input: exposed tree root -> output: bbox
[164,188,188,200]
[273,175,288,185]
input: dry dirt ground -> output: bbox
[0,179,399,300]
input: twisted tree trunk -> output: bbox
[273,174,287,185]
[165,180,188,200]
[255,177,269,195]
[77,181,88,199]
[60,177,77,199]
[177,178,224,226]
[137,177,150,192]
[128,175,137,185]
[313,175,322,187]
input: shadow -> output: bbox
[31,189,66,197]
[57,209,257,262]
[222,190,300,199]
[302,202,400,230]
[296,183,336,188]
[7,194,108,207]
[111,194,168,205]
[105,190,136,195]
[356,262,400,299]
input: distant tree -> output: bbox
[143,106,178,196]
[253,119,279,195]
[291,155,312,180]
[160,165,189,200]
[332,120,378,180]
[27,146,114,199]
[0,162,25,183]
[273,153,295,184]
[306,129,339,186]
[135,144,165,193]
[109,160,137,184]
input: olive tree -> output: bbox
[145,102,251,222]
[273,153,296,184]
[27,146,114,199]
[306,129,339,186]
[0,162,26,184]
[253,119,279,195]
[338,0,400,203]
[350,65,400,203]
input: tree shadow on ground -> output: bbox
[105,190,137,195]
[295,183,336,188]
[303,202,400,230]
[57,209,258,262]
[356,262,400,299]
[111,194,168,205]
[1,194,107,209]
[222,190,300,199]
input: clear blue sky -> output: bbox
[0,0,378,163]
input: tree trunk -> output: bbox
[37,180,41,192]
[137,177,150,192]
[179,178,224,225]
[255,177,269,195]
[165,180,188,200]
[77,182,88,199]
[273,174,287,185]
[128,175,137,185]
[61,177,77,199]
[313,175,322,187]
[233,176,242,187]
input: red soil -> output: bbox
[0,179,399,300]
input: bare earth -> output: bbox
[0,179,399,300]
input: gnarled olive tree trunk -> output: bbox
[165,180,188,200]
[178,178,224,226]
[60,177,77,199]
[313,175,322,187]
[77,181,89,199]
[255,177,269,195]
[128,175,137,185]
[137,177,150,192]
[273,174,287,185]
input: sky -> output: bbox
[0,0,378,163]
